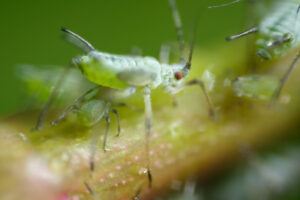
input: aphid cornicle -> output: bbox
[225,0,300,101]
[36,0,215,188]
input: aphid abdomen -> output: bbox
[76,51,162,89]
[233,75,279,101]
[256,1,300,59]
[98,87,137,102]
[75,54,128,89]
[77,99,110,127]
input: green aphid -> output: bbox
[226,0,300,101]
[233,75,280,101]
[35,0,216,188]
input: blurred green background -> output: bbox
[0,0,246,116]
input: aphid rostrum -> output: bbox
[226,0,300,101]
[36,0,215,187]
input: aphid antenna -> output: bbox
[296,4,300,18]
[168,0,197,75]
[226,27,258,41]
[133,188,142,200]
[208,0,242,9]
[84,181,94,195]
[293,4,300,38]
[271,4,300,103]
[50,85,101,126]
[168,0,186,63]
[61,27,96,53]
[183,19,197,76]
[272,51,300,102]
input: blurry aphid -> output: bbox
[226,1,300,101]
[20,65,135,175]
[36,0,215,188]
[233,74,280,101]
[51,85,136,174]
[208,0,242,9]
[17,65,93,105]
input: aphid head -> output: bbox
[161,63,186,93]
[165,0,196,87]
[256,33,293,60]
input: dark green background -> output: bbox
[0,0,245,116]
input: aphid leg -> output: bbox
[208,0,242,9]
[33,66,71,131]
[159,44,171,64]
[168,0,185,62]
[143,86,153,188]
[51,105,79,126]
[51,86,100,126]
[296,4,300,20]
[89,114,110,175]
[116,102,142,111]
[272,51,300,102]
[84,181,95,196]
[226,27,258,41]
[133,188,141,200]
[102,116,111,152]
[185,79,216,119]
[89,131,98,174]
[111,109,121,136]
[294,5,300,39]
[84,181,99,200]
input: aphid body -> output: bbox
[233,74,280,101]
[37,0,215,188]
[226,0,300,100]
[255,0,300,60]
[74,43,186,93]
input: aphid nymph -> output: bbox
[36,0,215,188]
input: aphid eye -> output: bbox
[174,72,183,80]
